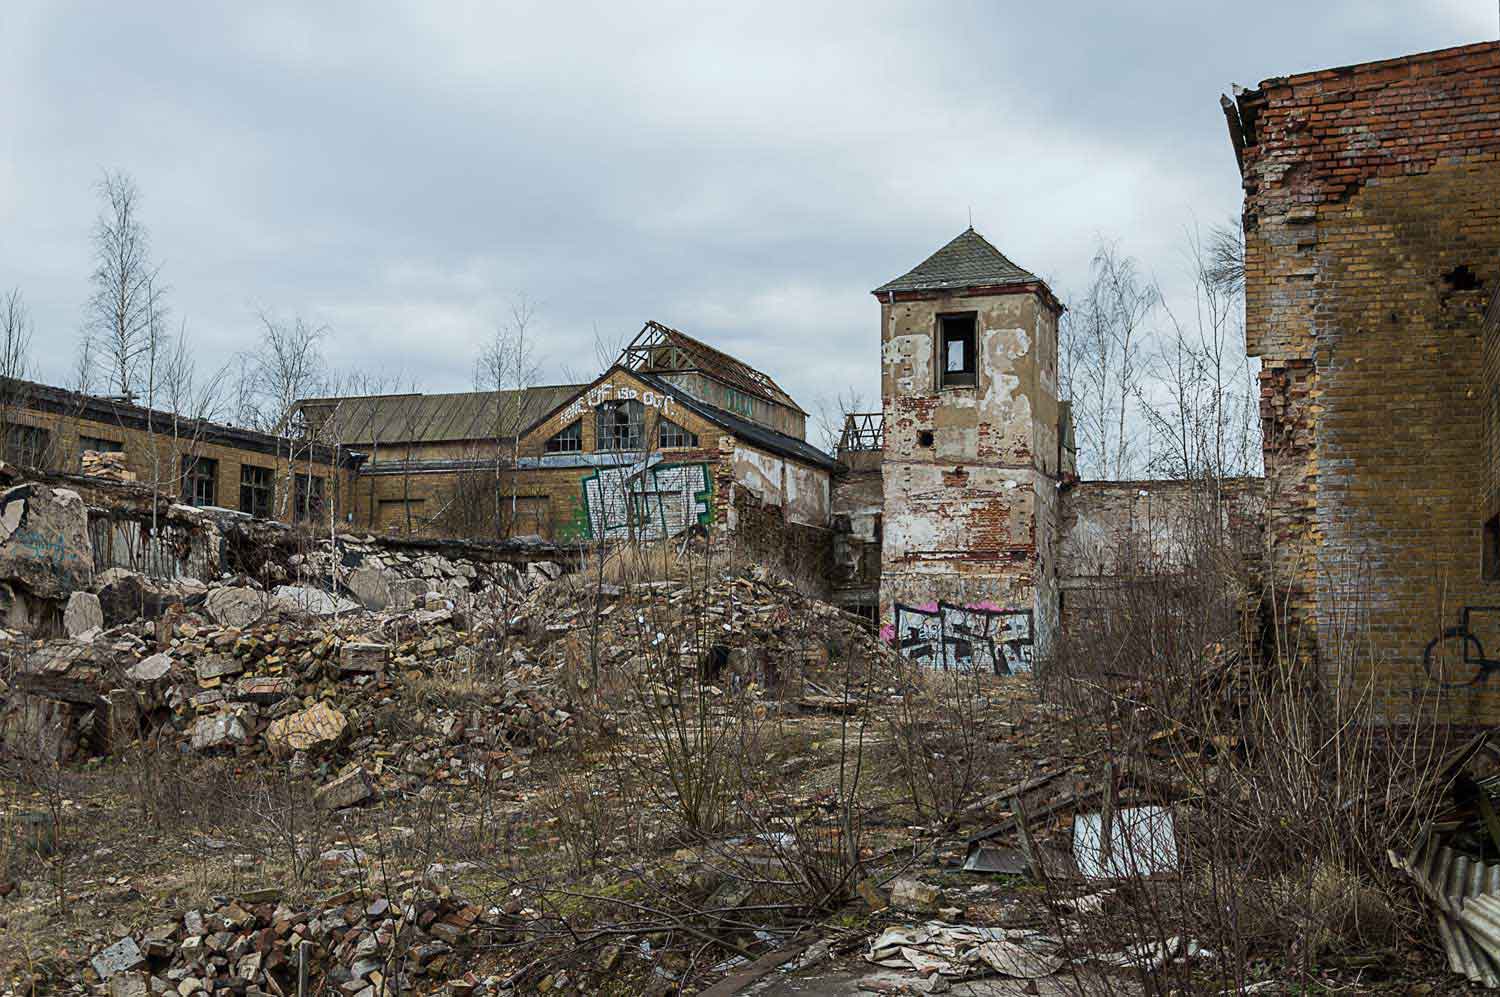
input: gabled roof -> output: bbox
[632,371,835,469]
[522,366,836,470]
[295,385,584,446]
[617,320,805,414]
[874,227,1040,295]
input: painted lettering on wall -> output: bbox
[573,459,713,541]
[558,382,678,428]
[887,601,1034,674]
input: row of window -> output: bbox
[544,402,700,454]
[180,455,325,522]
[0,424,324,523]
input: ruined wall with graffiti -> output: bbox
[883,601,1034,674]
[563,459,714,542]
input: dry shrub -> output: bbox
[884,662,1002,828]
[1040,481,1452,991]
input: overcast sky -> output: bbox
[2,1,1494,426]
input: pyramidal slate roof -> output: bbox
[874,227,1040,295]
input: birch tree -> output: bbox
[84,172,166,399]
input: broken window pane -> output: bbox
[596,400,645,451]
[939,314,977,387]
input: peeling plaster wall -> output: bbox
[877,286,1064,655]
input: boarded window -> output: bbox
[378,498,423,531]
[240,465,274,519]
[78,435,123,455]
[503,495,551,538]
[545,421,583,453]
[181,455,219,507]
[294,475,325,523]
[658,419,698,449]
[4,424,50,469]
[939,313,978,388]
[596,400,644,451]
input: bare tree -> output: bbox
[812,385,869,454]
[0,289,36,467]
[84,172,167,399]
[1142,222,1259,481]
[475,296,542,539]
[1062,241,1158,479]
[245,312,328,518]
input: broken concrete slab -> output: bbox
[90,935,145,979]
[190,713,247,752]
[339,642,390,674]
[203,586,265,629]
[265,701,347,758]
[63,591,104,636]
[0,482,93,599]
[127,653,174,683]
[344,566,390,611]
[194,654,244,682]
[271,585,358,617]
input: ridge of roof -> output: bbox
[632,371,835,469]
[873,227,1041,295]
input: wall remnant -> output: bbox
[887,600,1034,674]
[1227,40,1500,712]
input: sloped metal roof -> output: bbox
[296,385,584,447]
[874,227,1040,295]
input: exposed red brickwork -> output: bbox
[1233,41,1500,717]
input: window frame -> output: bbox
[4,423,50,469]
[658,419,699,449]
[596,399,645,452]
[937,312,979,389]
[294,474,325,524]
[545,420,583,454]
[180,454,219,507]
[239,464,275,519]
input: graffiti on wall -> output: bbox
[887,601,1034,674]
[1422,606,1500,687]
[573,459,713,541]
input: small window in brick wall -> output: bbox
[545,421,582,453]
[181,455,218,507]
[240,465,274,519]
[1486,515,1500,582]
[294,475,325,523]
[658,419,698,449]
[939,313,978,388]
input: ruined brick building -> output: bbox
[830,229,1072,672]
[1224,40,1500,712]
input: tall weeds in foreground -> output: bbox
[1039,479,1457,995]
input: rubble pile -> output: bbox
[1,590,577,793]
[518,563,896,693]
[297,535,560,614]
[83,891,511,997]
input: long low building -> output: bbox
[293,321,839,587]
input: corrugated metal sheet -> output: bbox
[1392,835,1500,987]
[296,385,584,448]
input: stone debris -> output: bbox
[204,585,265,629]
[339,641,390,674]
[0,482,94,599]
[84,892,502,997]
[64,590,105,636]
[315,765,375,810]
[265,700,348,758]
